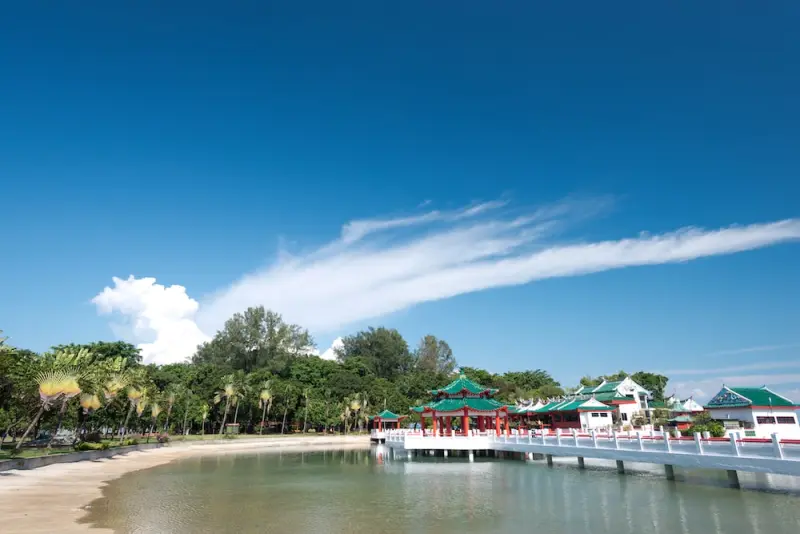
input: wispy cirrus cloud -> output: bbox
[92,198,800,364]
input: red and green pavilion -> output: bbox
[370,410,407,431]
[410,374,513,436]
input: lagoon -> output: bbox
[83,447,800,534]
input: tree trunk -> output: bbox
[303,398,308,433]
[218,399,230,435]
[46,398,69,450]
[182,403,190,437]
[164,406,173,432]
[260,403,267,435]
[233,401,240,426]
[281,406,288,434]
[118,403,135,443]
[16,404,47,450]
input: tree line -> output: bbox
[0,307,670,447]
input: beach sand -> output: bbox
[0,435,370,533]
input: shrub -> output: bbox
[122,438,139,446]
[75,442,105,451]
[83,431,102,443]
[157,433,170,444]
[687,421,725,438]
[223,433,236,440]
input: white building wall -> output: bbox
[617,403,639,426]
[581,411,613,430]
[709,408,800,438]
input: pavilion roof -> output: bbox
[535,398,615,413]
[410,397,506,414]
[704,386,797,409]
[370,409,405,421]
[429,374,499,397]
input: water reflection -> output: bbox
[82,447,800,534]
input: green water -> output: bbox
[83,447,800,533]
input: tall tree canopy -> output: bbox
[413,335,457,375]
[336,327,412,380]
[193,307,315,373]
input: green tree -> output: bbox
[413,335,457,375]
[337,327,412,380]
[630,371,669,401]
[194,307,315,373]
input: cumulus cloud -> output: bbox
[320,337,344,361]
[93,199,800,365]
[92,276,210,365]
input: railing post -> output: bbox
[694,432,704,455]
[573,429,578,447]
[541,430,546,445]
[591,430,598,448]
[636,431,644,451]
[664,431,672,452]
[613,431,620,449]
[556,429,562,446]
[772,433,784,459]
[528,430,533,444]
[729,432,740,456]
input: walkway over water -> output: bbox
[379,429,800,481]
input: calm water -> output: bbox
[83,446,800,534]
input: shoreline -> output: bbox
[0,435,370,534]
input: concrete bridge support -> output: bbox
[727,470,740,488]
[577,457,585,469]
[546,454,554,466]
[616,460,625,474]
[664,464,675,480]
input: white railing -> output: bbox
[382,428,800,477]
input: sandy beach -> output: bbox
[0,435,370,534]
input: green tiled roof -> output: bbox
[591,391,629,402]
[669,415,694,423]
[591,381,623,394]
[371,410,404,420]
[411,397,506,414]
[648,400,668,409]
[704,386,797,409]
[429,374,499,397]
[534,401,564,413]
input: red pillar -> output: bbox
[478,415,485,432]
[420,416,426,435]
[495,412,501,436]
[432,414,438,436]
[505,413,511,436]
[462,408,469,436]
[445,416,452,436]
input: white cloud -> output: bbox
[320,337,344,361]
[93,199,800,365]
[92,276,210,365]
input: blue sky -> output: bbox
[2,2,799,400]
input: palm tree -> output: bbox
[258,380,273,435]
[281,384,296,434]
[349,394,362,433]
[16,369,76,449]
[119,386,144,442]
[163,387,179,432]
[147,401,162,443]
[302,388,310,433]
[200,404,209,436]
[214,374,239,436]
[180,388,194,437]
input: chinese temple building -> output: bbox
[573,377,650,424]
[371,410,407,431]
[410,374,511,436]
[704,385,800,438]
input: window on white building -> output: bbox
[756,416,776,424]
[591,413,599,418]
[621,413,628,421]
[600,413,608,418]
[776,416,796,424]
